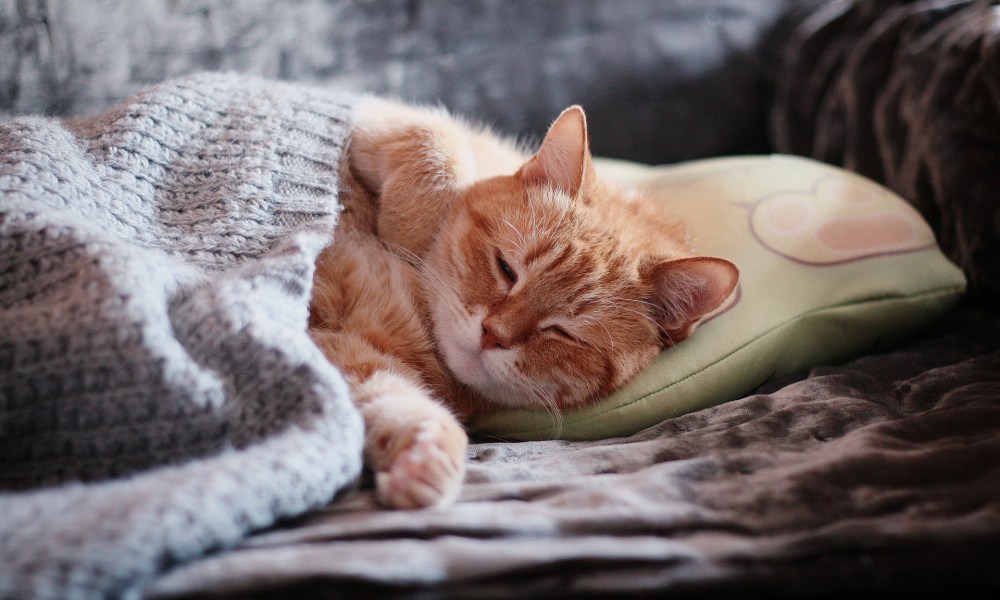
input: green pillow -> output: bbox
[468,155,967,441]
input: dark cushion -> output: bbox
[769,0,1000,304]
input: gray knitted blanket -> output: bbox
[0,73,364,600]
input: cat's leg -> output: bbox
[347,96,524,257]
[353,369,467,509]
[311,328,468,509]
[346,98,465,257]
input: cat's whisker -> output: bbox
[377,240,417,265]
[521,376,563,437]
[605,296,685,344]
[612,297,662,312]
[422,264,461,300]
[591,296,657,319]
[380,240,462,299]
[590,299,668,337]
[411,263,462,312]
[500,218,527,251]
[529,195,543,241]
[575,314,615,351]
[550,200,571,236]
[490,356,563,436]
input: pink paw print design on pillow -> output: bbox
[749,176,935,265]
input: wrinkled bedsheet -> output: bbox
[142,309,1000,598]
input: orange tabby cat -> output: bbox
[308,98,738,509]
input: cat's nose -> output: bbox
[480,319,510,350]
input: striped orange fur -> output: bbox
[309,98,738,508]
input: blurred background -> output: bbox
[3,0,998,301]
[0,0,798,163]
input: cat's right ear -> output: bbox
[643,257,739,345]
[518,106,591,198]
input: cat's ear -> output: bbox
[518,105,591,198]
[644,257,739,344]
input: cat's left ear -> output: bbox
[518,105,592,198]
[644,257,739,345]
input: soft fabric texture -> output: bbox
[472,155,967,440]
[770,0,1000,304]
[0,73,364,600]
[141,323,1000,598]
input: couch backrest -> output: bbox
[0,0,793,164]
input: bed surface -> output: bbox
[144,311,1000,598]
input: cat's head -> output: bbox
[423,106,738,412]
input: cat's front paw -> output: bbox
[376,419,467,509]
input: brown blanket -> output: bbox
[770,0,1000,304]
[140,308,1000,598]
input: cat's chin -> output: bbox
[441,339,521,407]
[442,340,489,389]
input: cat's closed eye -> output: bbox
[540,322,576,343]
[496,254,518,285]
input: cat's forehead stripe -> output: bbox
[524,238,567,267]
[541,245,602,296]
[469,209,496,235]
